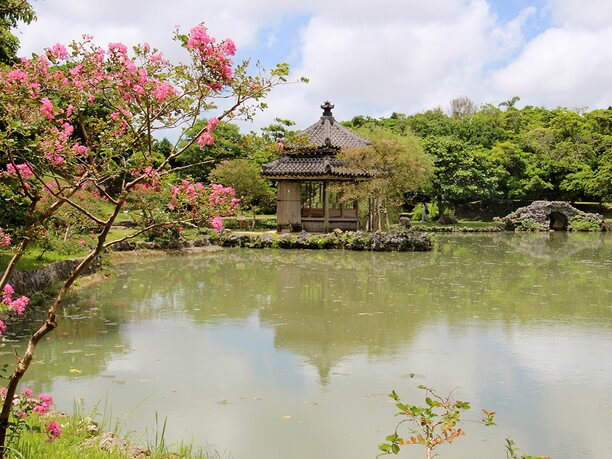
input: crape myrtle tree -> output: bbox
[0,23,299,454]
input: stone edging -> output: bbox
[7,257,101,295]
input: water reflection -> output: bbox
[1,233,610,458]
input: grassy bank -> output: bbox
[7,410,218,459]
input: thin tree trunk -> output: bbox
[0,238,31,291]
[0,252,95,455]
[0,200,124,456]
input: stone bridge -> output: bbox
[500,201,605,231]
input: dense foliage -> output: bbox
[0,0,36,64]
[344,102,612,215]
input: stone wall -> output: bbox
[218,230,434,251]
[7,257,100,295]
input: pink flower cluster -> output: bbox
[152,80,176,102]
[169,179,206,210]
[0,228,10,247]
[46,43,68,61]
[6,162,35,179]
[164,180,237,232]
[33,393,54,415]
[211,216,223,232]
[197,117,219,147]
[1,283,30,325]
[46,420,62,442]
[40,97,54,120]
[185,25,235,89]
[0,387,61,442]
[209,183,235,206]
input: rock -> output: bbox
[399,213,412,229]
[83,432,150,458]
[501,200,605,231]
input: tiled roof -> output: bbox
[261,154,371,179]
[295,101,372,149]
[262,102,372,179]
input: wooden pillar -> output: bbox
[323,180,330,233]
[276,180,302,231]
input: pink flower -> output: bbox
[187,25,213,50]
[197,132,214,146]
[22,387,33,398]
[40,97,54,120]
[221,39,237,56]
[33,393,53,415]
[7,295,29,315]
[0,228,10,247]
[71,144,88,155]
[207,117,219,132]
[0,321,6,336]
[2,284,14,297]
[45,420,61,443]
[152,81,176,102]
[210,216,223,232]
[45,151,65,167]
[108,42,128,54]
[47,43,68,60]
[0,234,10,247]
[7,69,28,81]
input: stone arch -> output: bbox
[548,211,568,230]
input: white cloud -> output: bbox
[546,0,612,28]
[267,0,533,126]
[13,0,612,134]
[490,1,612,110]
[490,26,612,109]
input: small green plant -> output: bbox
[515,219,541,231]
[411,202,439,222]
[568,217,601,231]
[378,385,496,459]
[504,438,550,459]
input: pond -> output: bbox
[2,232,611,458]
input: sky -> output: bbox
[12,0,612,134]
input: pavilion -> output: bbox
[261,102,372,232]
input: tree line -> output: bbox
[343,99,611,218]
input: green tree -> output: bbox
[0,0,36,64]
[175,120,249,182]
[208,158,275,226]
[422,136,502,219]
[338,126,432,230]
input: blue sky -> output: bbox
[14,0,612,132]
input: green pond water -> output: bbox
[2,232,611,458]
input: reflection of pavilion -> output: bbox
[253,252,425,385]
[262,102,371,232]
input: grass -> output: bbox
[6,407,223,459]
[411,220,504,228]
[0,247,89,272]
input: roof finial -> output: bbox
[321,101,334,117]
